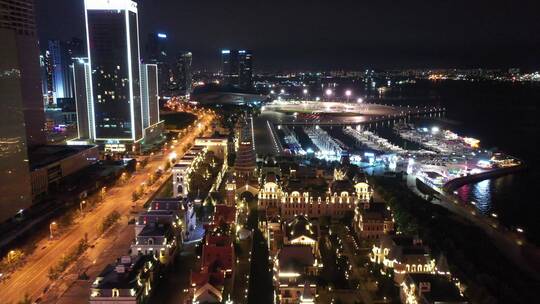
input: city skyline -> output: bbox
[0,0,538,303]
[36,0,540,71]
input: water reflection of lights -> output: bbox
[471,179,491,214]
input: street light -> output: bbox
[345,89,352,102]
[325,88,332,100]
[302,88,308,99]
[80,200,86,214]
[357,97,363,103]
[280,89,285,94]
[49,221,57,239]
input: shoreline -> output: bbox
[442,163,526,193]
[412,164,540,280]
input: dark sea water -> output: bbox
[367,80,540,245]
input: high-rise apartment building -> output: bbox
[221,49,253,89]
[84,0,143,149]
[0,0,44,221]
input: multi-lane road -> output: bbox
[0,110,215,303]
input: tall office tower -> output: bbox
[48,40,75,102]
[140,64,159,128]
[221,49,238,85]
[0,0,44,221]
[84,0,143,150]
[72,57,92,139]
[238,50,253,89]
[140,63,162,142]
[221,49,253,89]
[145,32,169,95]
[176,52,192,95]
[39,53,53,105]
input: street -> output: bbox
[0,110,215,303]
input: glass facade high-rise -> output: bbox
[72,57,92,139]
[48,40,75,103]
[84,0,143,143]
[0,0,44,222]
[221,49,253,89]
[145,32,169,95]
[238,50,253,89]
[140,63,159,128]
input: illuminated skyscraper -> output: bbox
[145,32,169,95]
[221,49,253,89]
[48,40,75,102]
[84,0,143,150]
[140,63,159,128]
[177,51,192,95]
[0,0,44,221]
[72,57,93,140]
[238,49,253,89]
[140,63,162,143]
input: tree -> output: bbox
[132,191,140,202]
[17,294,32,304]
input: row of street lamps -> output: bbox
[270,88,364,103]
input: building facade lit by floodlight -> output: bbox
[140,63,163,143]
[84,0,143,151]
[72,57,93,140]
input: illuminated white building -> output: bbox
[80,0,164,151]
[282,215,320,257]
[258,173,373,220]
[172,145,207,198]
[370,235,435,284]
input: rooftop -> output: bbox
[137,224,171,238]
[406,273,467,303]
[278,245,315,272]
[93,256,151,290]
[360,202,392,220]
[285,215,318,241]
[29,145,97,170]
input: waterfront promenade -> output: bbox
[407,167,540,280]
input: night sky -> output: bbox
[36,0,540,72]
